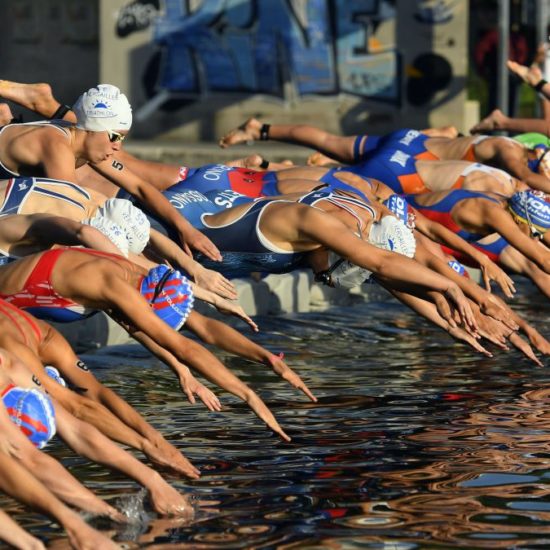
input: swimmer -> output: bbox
[0,83,220,261]
[145,184,479,336]
[0,347,193,519]
[0,178,237,299]
[219,119,550,192]
[404,188,550,298]
[0,248,299,441]
[0,298,212,477]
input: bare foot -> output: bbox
[226,153,265,168]
[0,103,13,125]
[219,118,263,148]
[0,80,63,119]
[307,151,337,166]
[470,109,508,134]
[228,154,294,171]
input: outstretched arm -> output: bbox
[54,402,193,517]
[4,213,126,256]
[91,157,222,261]
[0,443,119,550]
[413,210,516,297]
[127,325,291,442]
[37,325,199,478]
[185,311,317,402]
[147,228,237,299]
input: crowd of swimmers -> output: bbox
[0,55,549,548]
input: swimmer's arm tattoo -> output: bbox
[111,160,124,171]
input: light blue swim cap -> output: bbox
[139,265,194,330]
[2,386,56,449]
[509,190,550,236]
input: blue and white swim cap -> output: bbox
[2,385,56,449]
[383,194,417,229]
[139,265,194,330]
[509,190,550,236]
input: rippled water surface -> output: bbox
[3,281,550,549]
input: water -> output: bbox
[2,281,550,549]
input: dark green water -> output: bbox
[2,282,550,549]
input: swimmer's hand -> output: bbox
[178,224,222,262]
[213,298,259,332]
[178,368,222,412]
[480,299,519,331]
[508,332,544,367]
[522,325,550,356]
[142,437,201,479]
[193,265,237,300]
[147,473,195,518]
[66,523,120,550]
[265,353,317,402]
[507,59,543,87]
[478,257,516,298]
[448,326,493,357]
[443,284,478,334]
[244,390,291,442]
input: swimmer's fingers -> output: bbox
[194,268,237,300]
[449,326,493,357]
[509,332,544,367]
[526,330,550,355]
[446,286,478,333]
[433,292,456,328]
[480,301,519,331]
[180,227,223,262]
[179,370,222,411]
[247,392,291,442]
[195,384,222,412]
[268,355,317,402]
[215,301,259,332]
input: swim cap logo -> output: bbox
[87,99,117,119]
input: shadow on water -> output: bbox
[2,282,550,549]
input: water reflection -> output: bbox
[1,284,550,548]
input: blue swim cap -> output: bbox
[383,194,416,229]
[509,190,550,236]
[139,265,194,330]
[2,386,56,448]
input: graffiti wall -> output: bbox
[101,0,468,137]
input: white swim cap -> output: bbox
[368,215,417,258]
[322,217,416,289]
[325,252,373,289]
[73,84,132,132]
[82,216,129,258]
[95,198,150,254]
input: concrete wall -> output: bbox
[100,0,471,140]
[0,0,99,113]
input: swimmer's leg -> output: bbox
[0,80,76,122]
[219,118,357,164]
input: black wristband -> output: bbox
[50,104,71,120]
[260,123,270,141]
[259,158,270,169]
[533,79,548,92]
